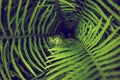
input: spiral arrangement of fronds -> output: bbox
[0,0,120,80]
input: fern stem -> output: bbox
[80,40,108,80]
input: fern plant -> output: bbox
[0,0,57,80]
[0,0,120,80]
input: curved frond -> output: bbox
[45,0,120,80]
[0,0,120,80]
[0,0,57,79]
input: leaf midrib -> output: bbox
[80,40,108,80]
[0,34,47,39]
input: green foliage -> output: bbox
[0,0,57,79]
[0,0,120,80]
[46,0,120,80]
[47,17,120,80]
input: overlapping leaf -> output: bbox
[45,0,120,80]
[0,0,57,79]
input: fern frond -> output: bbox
[0,0,120,80]
[0,0,56,79]
[46,18,120,80]
[45,0,120,80]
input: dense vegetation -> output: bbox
[0,0,120,80]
